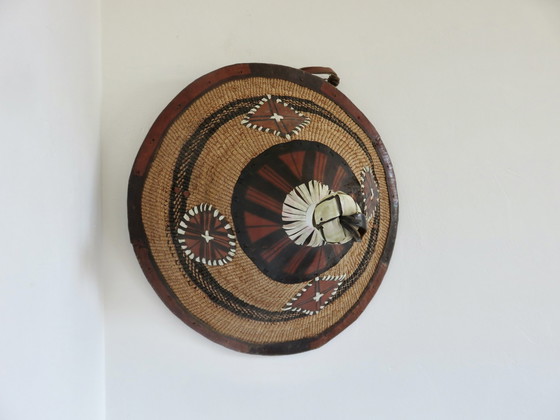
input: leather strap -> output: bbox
[300,66,340,87]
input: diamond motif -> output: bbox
[241,95,310,140]
[283,275,346,315]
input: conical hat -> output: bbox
[128,63,398,354]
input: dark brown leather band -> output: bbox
[300,66,340,87]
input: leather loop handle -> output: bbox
[300,66,340,87]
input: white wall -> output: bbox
[102,1,560,419]
[0,1,104,419]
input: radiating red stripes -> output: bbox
[244,212,280,242]
[304,248,327,276]
[257,165,293,193]
[246,186,282,213]
[262,236,291,262]
[331,166,347,191]
[279,151,305,180]
[313,152,327,182]
[284,246,312,275]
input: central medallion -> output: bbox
[231,140,362,284]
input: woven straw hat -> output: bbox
[128,63,398,354]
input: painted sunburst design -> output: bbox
[282,180,331,247]
[283,275,346,315]
[241,94,311,140]
[231,140,356,284]
[360,166,379,221]
[176,204,236,266]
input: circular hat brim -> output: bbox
[128,63,398,355]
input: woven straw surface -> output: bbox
[140,77,390,345]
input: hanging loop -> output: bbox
[300,66,340,87]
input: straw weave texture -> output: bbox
[140,77,390,344]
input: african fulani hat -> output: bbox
[128,63,398,354]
